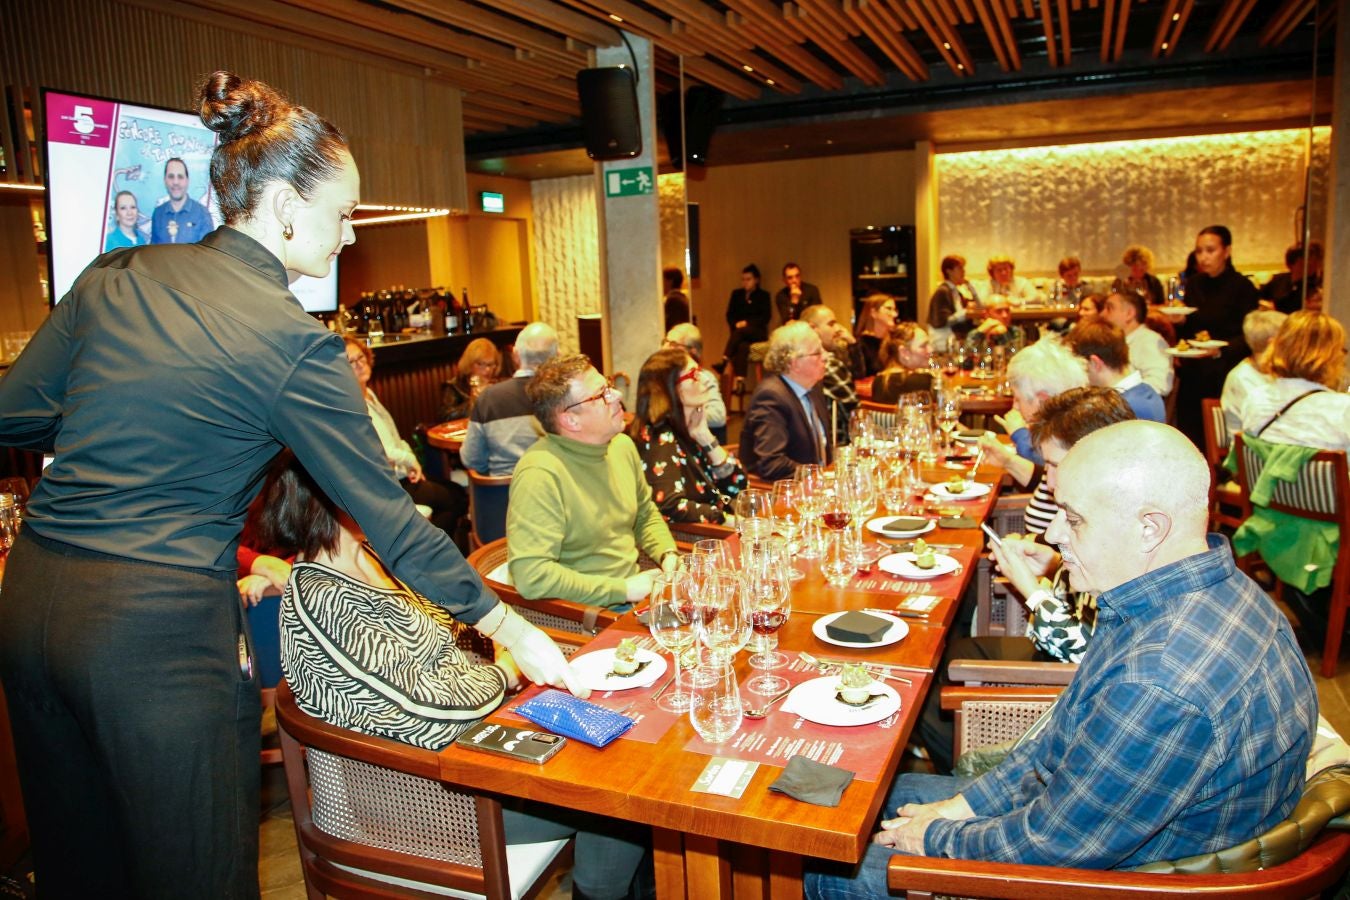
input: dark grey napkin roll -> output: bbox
[938,515,976,528]
[768,755,855,807]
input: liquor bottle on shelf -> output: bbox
[461,288,474,334]
[445,287,462,335]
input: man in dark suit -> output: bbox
[740,321,834,481]
[774,262,823,325]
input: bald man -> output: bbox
[460,322,558,475]
[807,421,1315,897]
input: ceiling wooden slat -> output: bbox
[1039,0,1059,66]
[1204,0,1259,52]
[783,2,887,85]
[1111,0,1131,60]
[1057,0,1071,59]
[1101,0,1116,59]
[726,11,847,88]
[487,0,622,46]
[1258,0,1314,46]
[911,0,977,73]
[844,0,928,79]
[971,0,1014,70]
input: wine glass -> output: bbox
[841,463,876,544]
[697,571,750,665]
[648,571,699,713]
[734,489,774,541]
[687,663,743,744]
[794,464,826,559]
[820,479,853,535]
[743,537,792,695]
[770,480,806,580]
[692,538,735,573]
[937,396,962,453]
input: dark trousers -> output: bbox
[403,477,468,552]
[0,531,261,899]
[723,330,764,377]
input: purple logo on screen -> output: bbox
[47,94,114,148]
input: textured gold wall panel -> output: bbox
[0,0,467,208]
[530,175,601,356]
[937,128,1331,281]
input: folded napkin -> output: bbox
[769,755,855,807]
[938,515,976,529]
[514,689,635,748]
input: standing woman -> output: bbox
[1174,224,1260,447]
[720,263,771,378]
[0,72,576,898]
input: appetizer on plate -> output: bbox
[837,663,875,706]
[611,638,647,677]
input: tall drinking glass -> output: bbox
[698,571,750,665]
[743,537,792,694]
[794,464,826,560]
[688,664,743,744]
[770,480,806,580]
[648,571,698,712]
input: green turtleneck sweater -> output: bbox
[507,432,676,606]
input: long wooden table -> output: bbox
[857,373,1013,419]
[443,460,1003,898]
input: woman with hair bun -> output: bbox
[0,72,578,897]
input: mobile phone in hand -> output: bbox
[980,523,1003,548]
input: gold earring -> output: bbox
[282,224,294,241]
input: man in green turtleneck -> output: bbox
[506,354,678,608]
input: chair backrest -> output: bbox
[1233,434,1349,526]
[666,520,735,546]
[1202,398,1246,530]
[858,400,898,435]
[275,681,571,900]
[465,539,618,643]
[468,471,513,548]
[1201,397,1232,465]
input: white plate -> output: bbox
[1160,306,1197,316]
[954,431,984,444]
[925,481,991,501]
[1188,339,1229,349]
[866,516,935,539]
[570,647,667,691]
[782,676,901,727]
[811,611,909,648]
[1166,347,1213,358]
[878,552,961,580]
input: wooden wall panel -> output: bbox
[686,150,917,370]
[0,0,468,209]
[0,196,46,330]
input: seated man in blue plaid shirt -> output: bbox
[808,420,1316,898]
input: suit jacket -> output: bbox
[739,374,834,481]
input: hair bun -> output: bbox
[198,70,282,141]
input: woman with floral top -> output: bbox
[628,348,747,524]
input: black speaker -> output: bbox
[658,86,725,169]
[576,67,642,161]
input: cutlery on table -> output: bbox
[797,651,913,686]
[743,685,794,719]
[649,675,675,702]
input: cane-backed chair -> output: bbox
[466,539,619,645]
[1201,397,1246,531]
[467,470,512,549]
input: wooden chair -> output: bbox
[1232,435,1350,678]
[467,470,512,549]
[275,681,573,900]
[1201,397,1246,531]
[466,539,619,644]
[972,494,1035,639]
[665,520,735,545]
[859,400,899,433]
[892,678,1350,899]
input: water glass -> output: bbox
[821,529,857,588]
[794,464,826,559]
[698,571,750,664]
[734,489,774,541]
[688,663,743,745]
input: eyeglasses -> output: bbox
[346,354,368,368]
[799,349,824,359]
[565,381,620,411]
[676,367,701,386]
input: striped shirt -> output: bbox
[1023,474,1058,535]
[927,535,1316,868]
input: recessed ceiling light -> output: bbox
[957,63,965,70]
[766,78,775,85]
[1172,12,1180,20]
[1161,41,1169,49]
[826,139,833,145]
[609,13,623,21]
[943,42,951,49]
[742,64,754,72]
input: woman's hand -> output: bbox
[237,575,271,607]
[407,461,425,484]
[250,554,291,593]
[686,404,715,447]
[994,409,1027,435]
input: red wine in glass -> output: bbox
[751,609,786,635]
[822,511,852,531]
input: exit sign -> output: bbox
[605,166,654,197]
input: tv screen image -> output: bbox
[43,89,337,312]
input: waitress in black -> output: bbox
[719,262,771,378]
[1174,224,1260,447]
[0,72,578,899]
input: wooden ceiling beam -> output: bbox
[461,104,542,127]
[1101,0,1116,59]
[940,0,976,26]
[1057,0,1071,60]
[784,2,887,85]
[384,0,581,60]
[681,55,764,98]
[1204,0,1260,52]
[910,0,977,73]
[553,0,705,55]
[970,0,1013,70]
[1038,0,1059,66]
[1258,0,1315,46]
[1111,0,1131,60]
[1163,0,1196,56]
[726,11,847,89]
[462,92,576,122]
[801,0,864,39]
[844,0,929,80]
[791,0,855,43]
[487,0,622,47]
[1151,0,1178,55]
[985,0,1022,69]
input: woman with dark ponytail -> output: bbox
[0,72,578,898]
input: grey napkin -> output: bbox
[938,515,976,528]
[768,755,855,807]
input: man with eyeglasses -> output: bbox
[507,355,678,608]
[740,321,834,481]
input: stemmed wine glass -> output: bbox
[937,396,962,453]
[648,571,699,713]
[794,464,826,559]
[839,462,877,551]
[820,478,853,536]
[734,489,774,541]
[743,536,792,695]
[770,480,806,580]
[697,571,750,666]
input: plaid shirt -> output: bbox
[819,351,857,445]
[928,535,1315,868]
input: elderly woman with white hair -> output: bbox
[739,321,833,481]
[978,336,1089,533]
[1220,309,1286,434]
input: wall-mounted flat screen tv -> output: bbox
[42,89,338,312]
